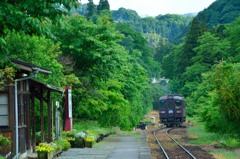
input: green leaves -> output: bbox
[53,14,152,130]
[0,66,16,91]
[193,32,230,65]
[213,62,240,120]
[0,0,77,37]
[4,30,65,87]
[1,0,157,130]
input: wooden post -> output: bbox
[31,93,36,152]
[26,94,31,150]
[47,90,52,143]
[40,87,44,143]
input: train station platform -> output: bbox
[56,131,152,159]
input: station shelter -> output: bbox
[0,59,63,159]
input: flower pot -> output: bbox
[74,138,85,148]
[38,152,48,159]
[70,140,75,148]
[85,141,92,148]
[96,134,104,143]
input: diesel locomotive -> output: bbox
[159,94,186,127]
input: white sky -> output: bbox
[80,0,216,17]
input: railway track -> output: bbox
[153,127,197,159]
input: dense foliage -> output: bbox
[0,0,157,130]
[197,0,240,28]
[160,0,240,137]
[112,8,193,44]
[2,0,240,137]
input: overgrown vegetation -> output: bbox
[72,120,115,135]
[0,134,11,150]
[0,0,161,131]
[1,0,240,148]
[159,0,240,138]
[187,118,240,158]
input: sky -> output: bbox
[80,0,216,17]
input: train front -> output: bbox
[158,94,186,127]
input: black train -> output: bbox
[159,94,186,127]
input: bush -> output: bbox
[54,139,70,151]
[62,130,76,138]
[75,132,86,139]
[0,134,11,150]
[219,136,240,149]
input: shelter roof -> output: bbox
[11,59,51,75]
[10,59,63,94]
[30,79,64,94]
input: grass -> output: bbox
[116,130,141,136]
[187,117,240,159]
[187,118,219,145]
[72,119,116,135]
[208,149,240,159]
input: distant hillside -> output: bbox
[182,13,198,17]
[112,8,143,33]
[197,0,240,28]
[112,8,193,43]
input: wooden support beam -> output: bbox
[40,87,44,143]
[31,94,36,152]
[26,94,31,150]
[33,90,48,103]
[47,90,52,143]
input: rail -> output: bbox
[153,127,197,159]
[153,128,169,159]
[167,128,196,159]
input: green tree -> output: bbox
[0,0,78,37]
[0,0,78,69]
[213,62,240,121]
[193,32,230,66]
[53,14,151,129]
[197,0,240,28]
[224,17,240,62]
[162,44,183,79]
[177,17,208,76]
[154,37,173,63]
[3,30,65,87]
[196,62,240,135]
[168,17,209,96]
[115,22,160,78]
[86,0,96,19]
[97,0,110,13]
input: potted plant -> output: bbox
[53,139,70,151]
[67,137,75,148]
[36,143,54,159]
[84,136,95,148]
[0,134,11,158]
[74,132,85,148]
[0,134,11,150]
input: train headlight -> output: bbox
[177,110,181,113]
[160,111,165,113]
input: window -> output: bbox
[168,101,174,108]
[0,94,9,126]
[159,100,166,108]
[175,100,182,106]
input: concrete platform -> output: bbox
[55,131,152,159]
